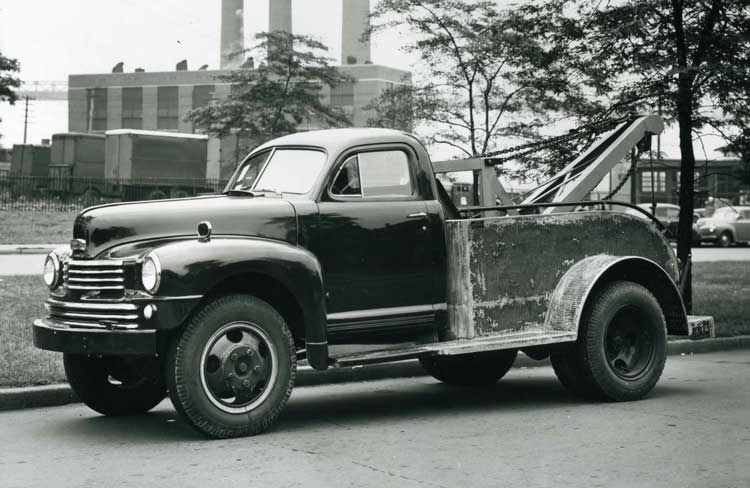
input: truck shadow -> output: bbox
[276,374,696,432]
[54,373,696,442]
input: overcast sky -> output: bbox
[0,0,415,80]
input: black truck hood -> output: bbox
[74,195,298,257]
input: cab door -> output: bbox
[312,146,438,336]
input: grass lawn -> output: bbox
[0,262,748,388]
[692,262,750,338]
[0,275,65,388]
[0,210,78,245]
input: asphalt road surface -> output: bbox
[1,350,749,488]
[2,245,750,276]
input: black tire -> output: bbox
[718,231,733,248]
[419,349,517,386]
[165,294,296,438]
[550,344,604,400]
[553,281,667,402]
[63,354,165,416]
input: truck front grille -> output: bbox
[46,298,139,329]
[63,259,125,291]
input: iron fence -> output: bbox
[0,174,228,211]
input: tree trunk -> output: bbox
[676,74,695,313]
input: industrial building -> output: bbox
[67,0,411,179]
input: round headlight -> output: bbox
[43,253,60,290]
[141,253,161,293]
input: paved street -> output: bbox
[1,245,750,276]
[1,350,749,488]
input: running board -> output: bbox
[331,329,577,369]
[329,315,715,369]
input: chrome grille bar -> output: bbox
[46,298,141,329]
[63,259,126,291]
[47,299,137,311]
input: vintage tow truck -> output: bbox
[33,115,713,438]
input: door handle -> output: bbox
[407,212,428,219]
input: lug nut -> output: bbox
[242,380,250,389]
[254,365,261,373]
[230,353,238,361]
[247,350,254,356]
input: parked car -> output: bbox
[697,206,750,247]
[625,203,700,244]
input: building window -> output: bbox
[642,171,666,192]
[87,88,108,132]
[121,87,143,129]
[192,85,215,111]
[157,86,179,130]
[331,83,355,115]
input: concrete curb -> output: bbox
[0,244,64,255]
[2,335,749,412]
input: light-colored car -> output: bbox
[697,206,750,247]
[625,203,700,243]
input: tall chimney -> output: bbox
[221,0,245,69]
[342,0,371,65]
[269,0,292,32]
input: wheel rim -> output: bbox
[604,306,656,381]
[720,233,731,247]
[199,321,278,414]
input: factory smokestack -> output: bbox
[221,0,245,69]
[269,0,292,32]
[342,0,371,65]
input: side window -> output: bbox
[331,156,362,196]
[742,210,750,219]
[655,207,667,218]
[666,208,679,220]
[330,150,414,199]
[358,150,413,198]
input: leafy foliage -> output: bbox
[187,32,353,146]
[0,51,22,140]
[367,0,602,179]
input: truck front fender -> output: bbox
[150,237,328,369]
[545,255,688,337]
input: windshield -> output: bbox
[229,148,326,194]
[713,207,739,220]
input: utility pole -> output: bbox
[22,95,31,144]
[19,96,33,172]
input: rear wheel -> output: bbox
[165,294,296,438]
[552,281,667,401]
[63,354,165,416]
[419,349,517,386]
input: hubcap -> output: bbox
[604,306,655,381]
[200,322,278,414]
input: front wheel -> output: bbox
[165,294,296,438]
[419,349,517,386]
[552,281,667,401]
[63,354,165,416]
[718,231,733,248]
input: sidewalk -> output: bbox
[2,335,749,412]
[0,244,65,255]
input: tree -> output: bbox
[522,0,750,311]
[0,51,22,140]
[187,31,353,155]
[367,0,602,199]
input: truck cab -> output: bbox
[33,123,711,438]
